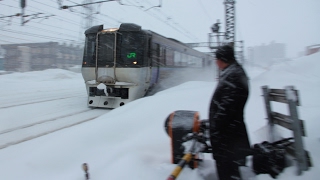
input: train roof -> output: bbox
[119,23,142,32]
[85,23,211,58]
[84,25,103,35]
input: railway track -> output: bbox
[0,71,110,150]
[0,91,85,109]
[0,108,108,150]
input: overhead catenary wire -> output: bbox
[136,0,201,42]
[57,0,201,42]
[1,0,211,45]
[2,19,80,39]
[53,0,122,27]
[1,28,81,43]
[11,0,102,32]
[0,0,86,44]
[143,0,198,39]
[198,0,214,22]
[122,1,197,40]
[0,22,83,45]
[0,39,17,44]
[30,0,85,26]
[2,0,196,42]
[0,1,82,30]
[0,33,38,43]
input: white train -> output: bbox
[82,23,213,108]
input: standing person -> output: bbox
[209,45,251,180]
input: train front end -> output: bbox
[81,24,151,108]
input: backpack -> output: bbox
[252,138,292,178]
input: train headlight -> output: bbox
[133,61,137,65]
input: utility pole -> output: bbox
[21,0,26,26]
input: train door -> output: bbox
[95,31,117,82]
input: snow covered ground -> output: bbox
[0,52,319,180]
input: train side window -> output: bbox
[147,37,152,66]
[151,43,160,67]
[166,49,174,66]
[159,46,165,66]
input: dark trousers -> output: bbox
[215,157,241,180]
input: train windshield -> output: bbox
[82,33,116,67]
[82,34,96,67]
[118,32,146,67]
[83,31,147,67]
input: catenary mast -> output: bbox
[224,0,235,46]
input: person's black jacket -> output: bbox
[209,62,251,162]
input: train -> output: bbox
[81,23,213,108]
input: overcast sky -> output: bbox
[0,0,319,58]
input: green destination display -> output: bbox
[127,52,136,59]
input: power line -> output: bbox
[5,0,87,40]
[0,1,85,44]
[8,0,83,27]
[58,0,199,41]
[144,0,199,41]
[0,31,78,46]
[1,0,205,44]
[0,1,80,28]
[4,18,79,39]
[30,0,84,26]
[0,21,83,45]
[199,0,214,22]
[96,0,154,27]
[1,0,56,26]
[26,0,123,37]
[59,0,200,42]
[0,33,38,42]
[61,0,144,30]
[97,13,122,25]
[133,0,200,41]
[0,39,17,44]
[61,0,118,9]
[144,0,161,11]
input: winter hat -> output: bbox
[215,45,236,63]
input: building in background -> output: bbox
[305,44,320,56]
[1,42,83,72]
[0,45,5,71]
[247,41,287,68]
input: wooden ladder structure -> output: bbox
[262,85,312,175]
